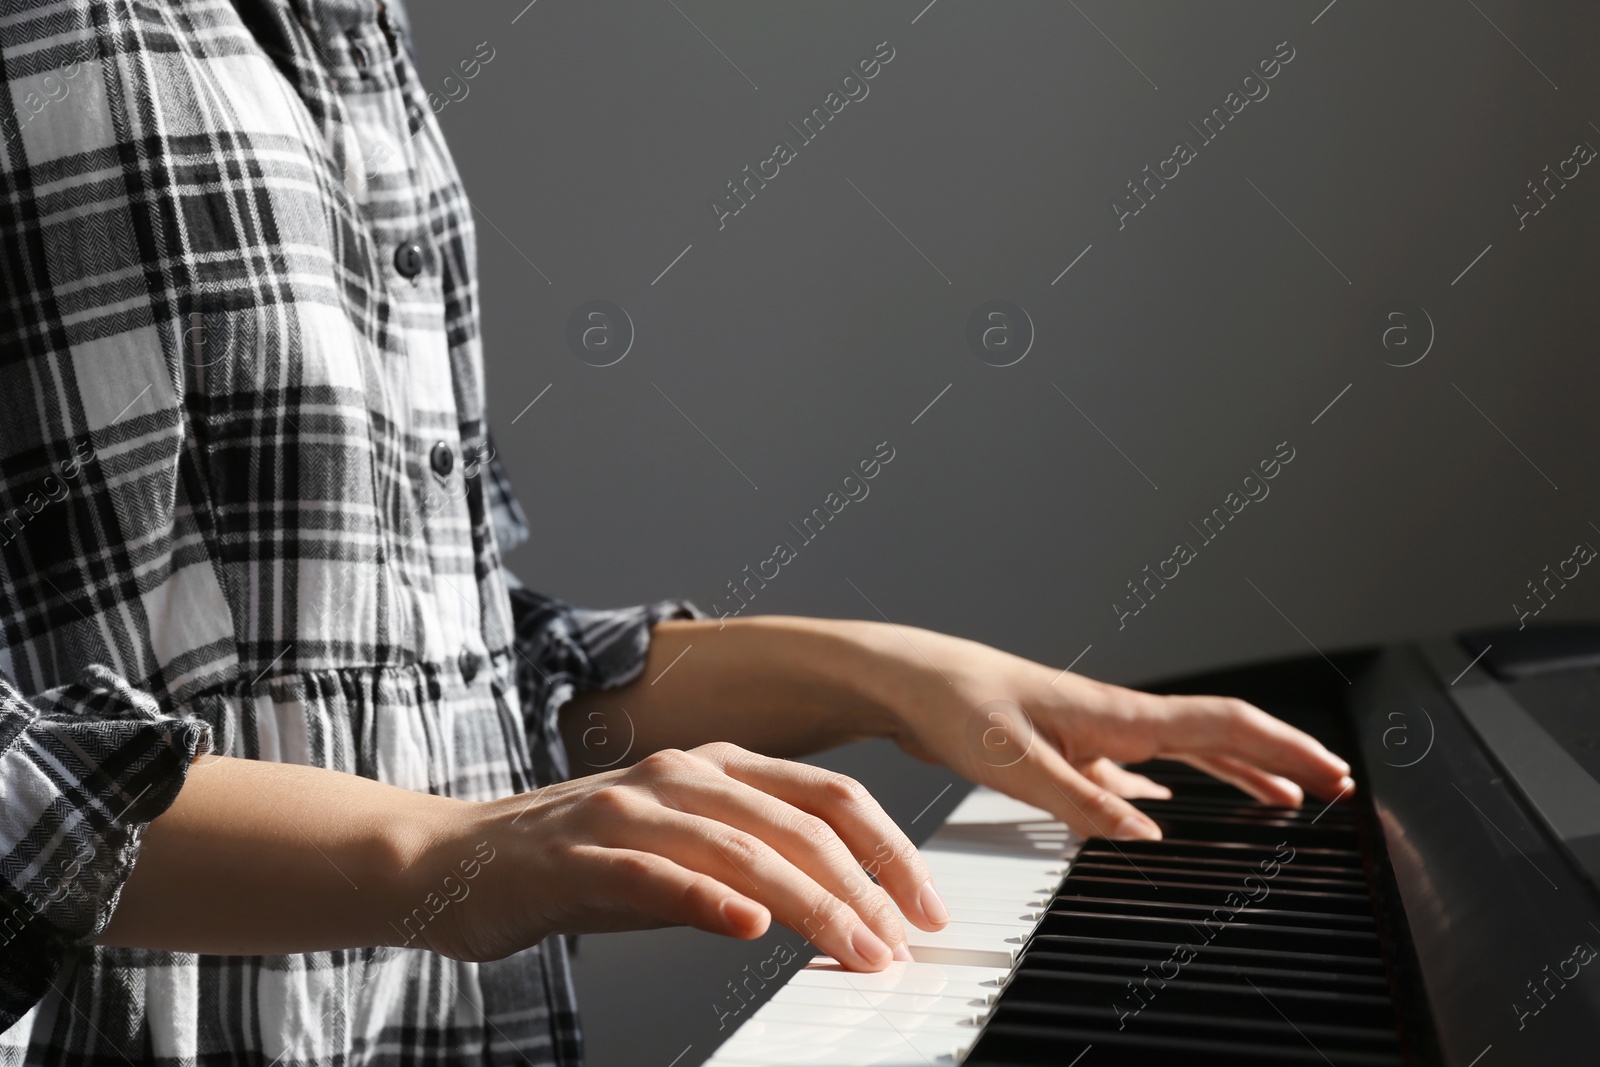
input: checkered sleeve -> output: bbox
[0,666,212,1029]
[0,7,220,1028]
[504,583,703,716]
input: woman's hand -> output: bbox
[867,628,1354,841]
[564,616,1355,845]
[420,742,949,969]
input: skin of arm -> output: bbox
[100,744,947,969]
[560,617,910,762]
[99,754,468,956]
[101,615,1351,967]
[563,615,1355,839]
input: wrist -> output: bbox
[814,618,940,746]
[385,793,492,949]
[714,615,915,745]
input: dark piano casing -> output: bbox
[1352,640,1600,1065]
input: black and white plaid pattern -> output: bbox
[0,1,693,1062]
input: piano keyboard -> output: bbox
[706,763,1406,1066]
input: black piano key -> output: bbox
[1050,894,1376,930]
[1139,816,1358,848]
[1129,762,1257,795]
[1080,838,1364,872]
[964,1020,1405,1066]
[1021,934,1389,978]
[1033,907,1381,956]
[1066,859,1369,890]
[997,969,1395,1028]
[1082,836,1361,859]
[1074,859,1367,889]
[1058,873,1374,913]
[979,1008,1399,1066]
[985,999,1399,1048]
[1132,798,1355,826]
[1019,947,1390,991]
[958,757,1406,1065]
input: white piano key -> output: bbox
[928,844,1062,870]
[774,981,988,1016]
[718,1018,970,1063]
[756,1000,981,1033]
[940,788,1056,824]
[788,974,995,1015]
[710,1058,953,1067]
[904,938,1021,967]
[711,1048,955,1066]
[937,892,1050,913]
[920,869,1061,896]
[721,1019,969,1052]
[925,848,1060,866]
[712,1050,958,1067]
[919,883,1058,911]
[910,918,1031,944]
[931,864,1052,886]
[938,884,1051,902]
[923,867,1050,888]
[921,875,1061,900]
[792,959,1007,996]
[706,787,1069,1067]
[932,820,1075,849]
[924,845,1065,866]
[924,855,1065,878]
[922,905,1044,926]
[923,873,1058,895]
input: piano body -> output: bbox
[705,627,1600,1065]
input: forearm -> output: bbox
[561,616,921,766]
[99,755,475,956]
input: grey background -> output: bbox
[403,2,1600,1063]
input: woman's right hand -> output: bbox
[416,742,951,971]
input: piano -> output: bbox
[704,627,1600,1065]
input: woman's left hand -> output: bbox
[873,627,1354,841]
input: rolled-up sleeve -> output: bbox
[504,582,701,718]
[0,666,211,1029]
[482,441,700,770]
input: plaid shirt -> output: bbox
[0,1,693,1063]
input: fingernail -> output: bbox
[892,942,915,963]
[720,897,766,932]
[1338,775,1356,794]
[1114,814,1160,840]
[918,879,950,926]
[849,924,892,967]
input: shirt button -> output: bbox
[430,440,454,478]
[408,104,425,135]
[458,647,482,684]
[394,242,425,280]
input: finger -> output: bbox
[1181,754,1305,807]
[647,760,915,958]
[692,742,946,933]
[1081,757,1171,800]
[585,846,771,940]
[1152,696,1352,800]
[988,740,1162,841]
[607,796,896,971]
